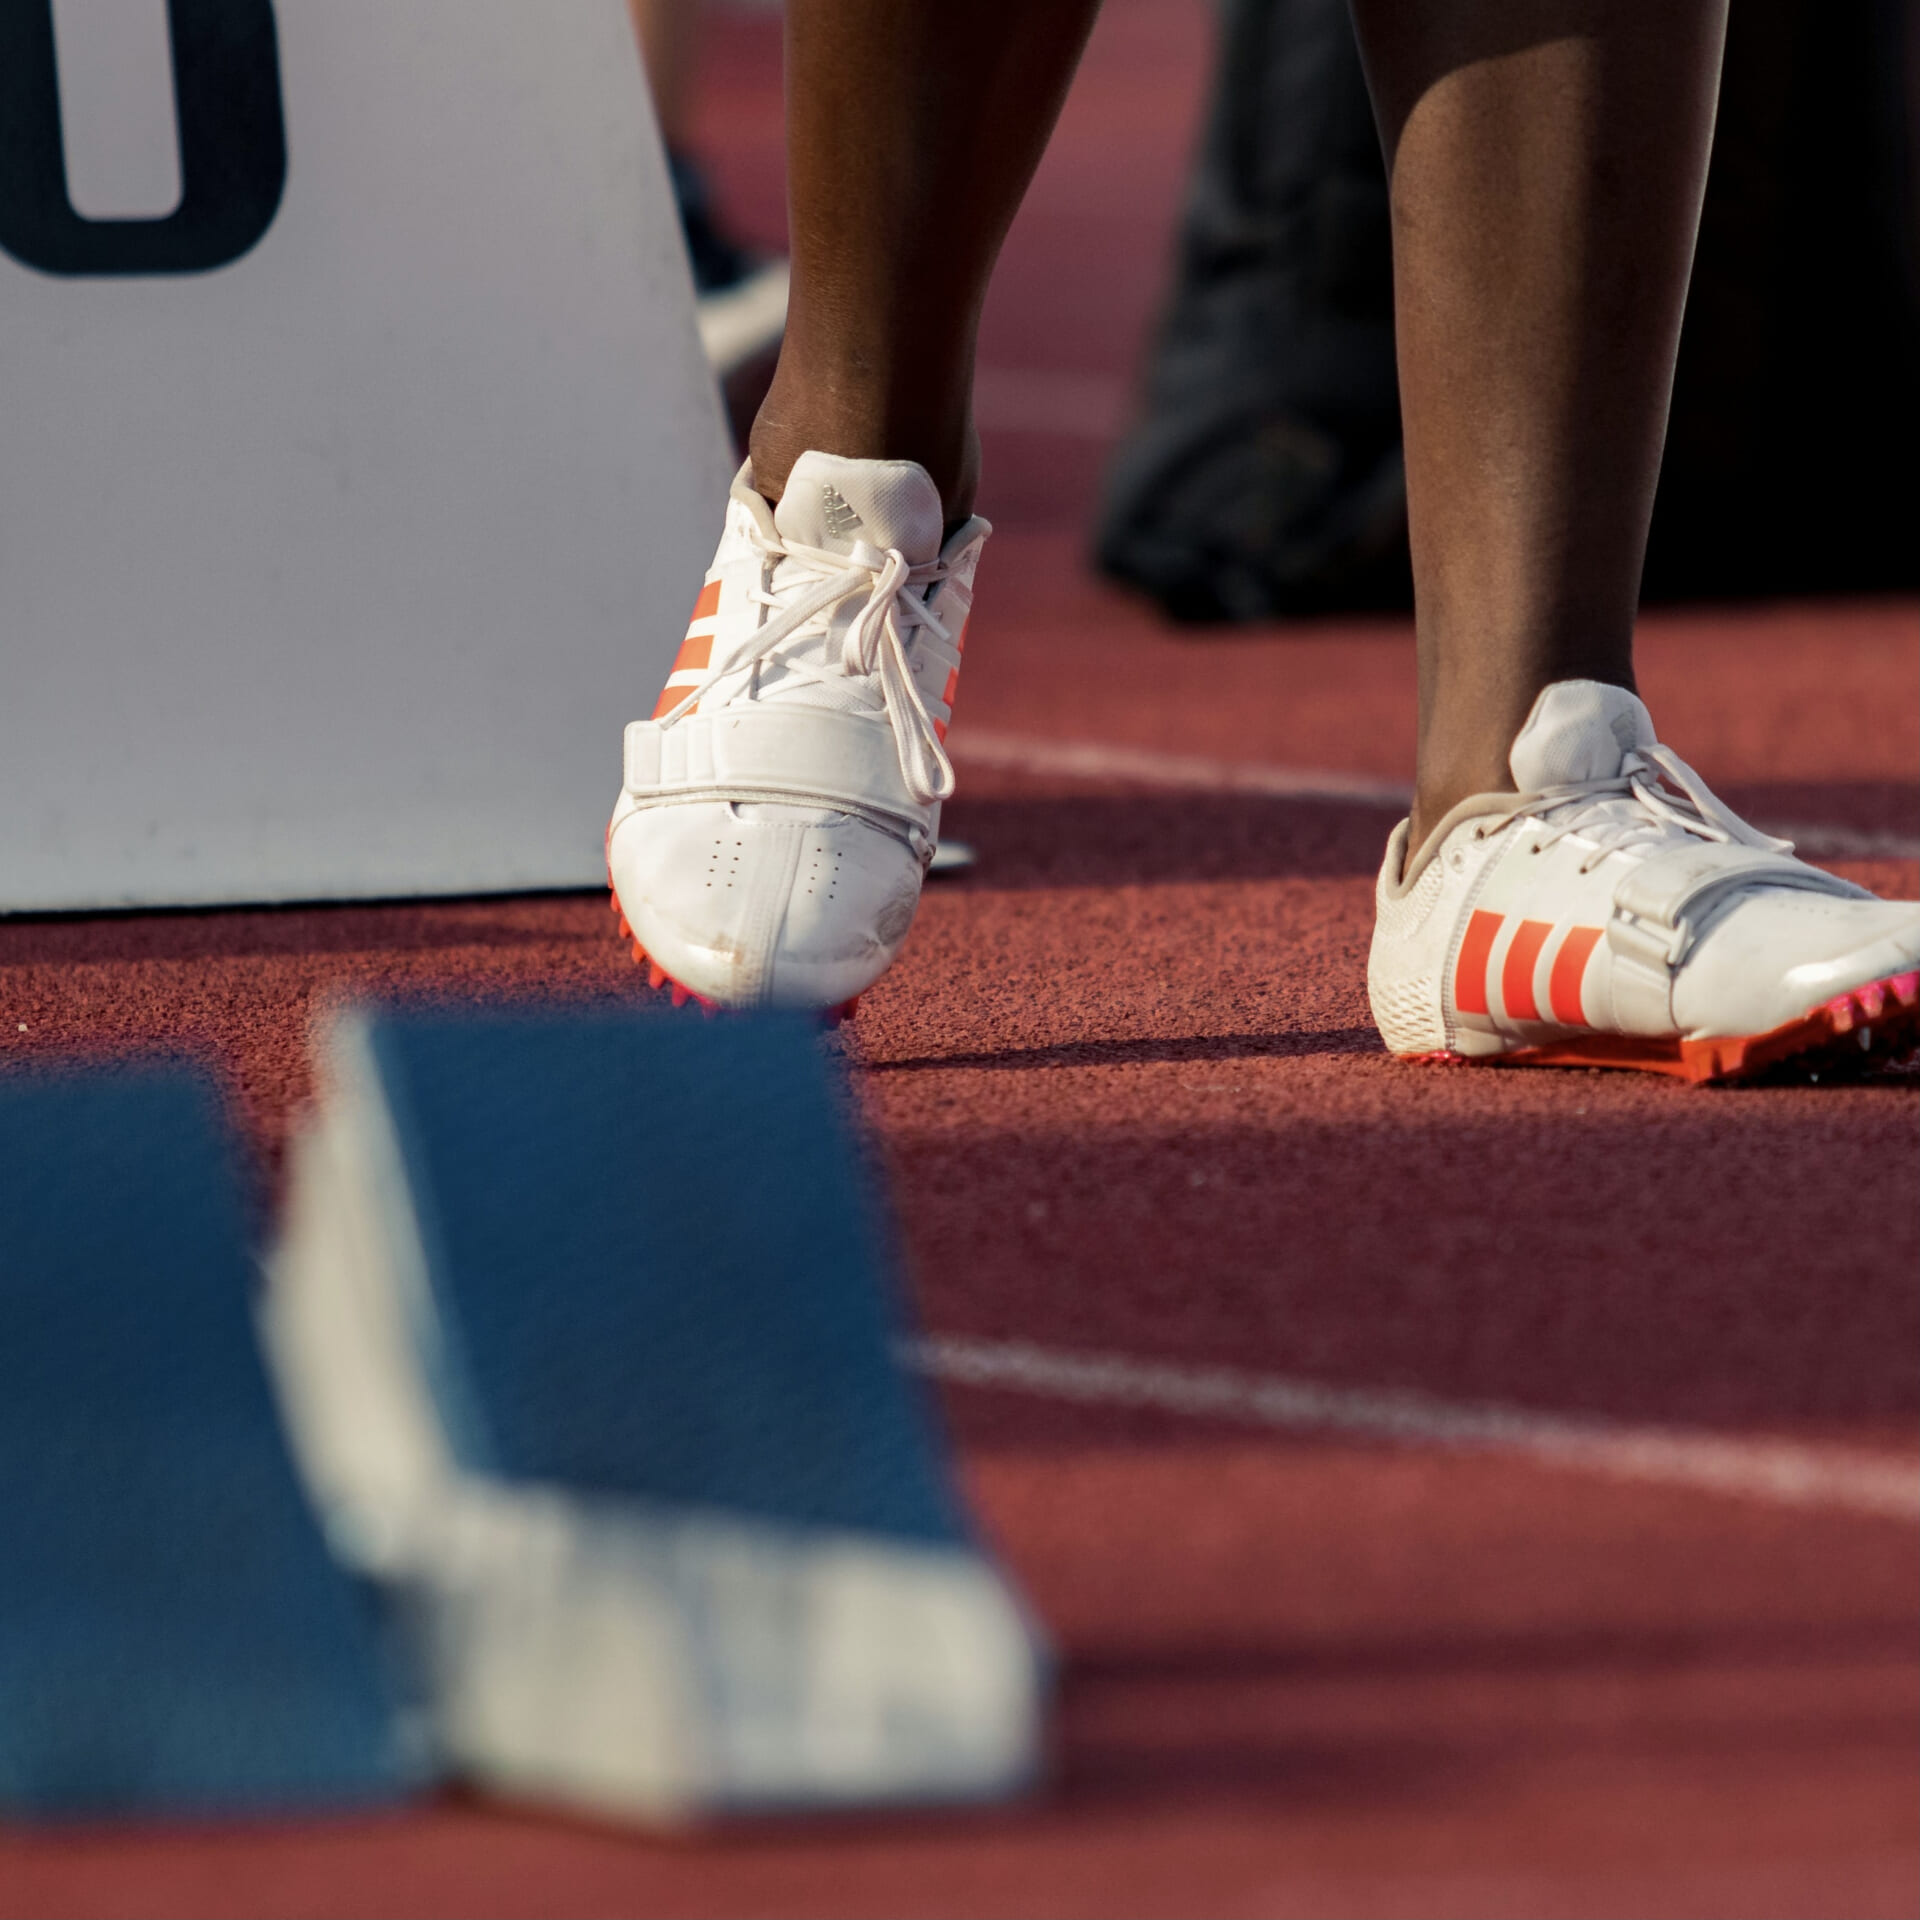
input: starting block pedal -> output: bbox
[265,1003,1044,1821]
[0,1067,414,1816]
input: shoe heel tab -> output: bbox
[1394,791,1531,893]
[1378,818,1417,896]
[940,515,992,561]
[728,461,781,536]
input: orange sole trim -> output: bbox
[1411,968,1920,1086]
[606,888,859,1029]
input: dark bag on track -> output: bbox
[1093,0,1408,621]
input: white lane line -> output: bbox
[952,729,1412,807]
[907,1334,1920,1522]
[949,730,1920,861]
[1760,822,1920,862]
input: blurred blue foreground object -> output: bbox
[265,1003,1044,1822]
[0,1069,413,1817]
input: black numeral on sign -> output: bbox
[0,0,286,276]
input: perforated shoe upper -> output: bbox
[608,455,988,1009]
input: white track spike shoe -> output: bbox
[608,454,986,1015]
[1369,679,1920,1083]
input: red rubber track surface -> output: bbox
[4,6,1917,1915]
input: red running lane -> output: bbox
[4,1,1919,1912]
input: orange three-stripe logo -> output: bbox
[933,615,968,742]
[1455,911,1603,1025]
[654,586,972,729]
[652,579,722,718]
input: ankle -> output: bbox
[749,368,980,525]
[1409,754,1515,855]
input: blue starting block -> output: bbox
[0,1067,414,1816]
[265,1003,1044,1821]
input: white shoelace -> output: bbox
[655,524,961,806]
[1501,743,1793,873]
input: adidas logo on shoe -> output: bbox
[820,485,864,541]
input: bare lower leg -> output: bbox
[627,0,701,153]
[1347,0,1727,847]
[750,0,1103,523]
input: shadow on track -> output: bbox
[1064,1618,1920,1688]
[935,779,1917,890]
[869,1027,1381,1072]
[0,897,618,967]
[936,793,1402,886]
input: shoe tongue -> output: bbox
[772,452,944,566]
[1509,679,1658,790]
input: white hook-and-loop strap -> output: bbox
[624,708,937,837]
[1606,838,1872,973]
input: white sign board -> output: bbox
[0,0,731,909]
